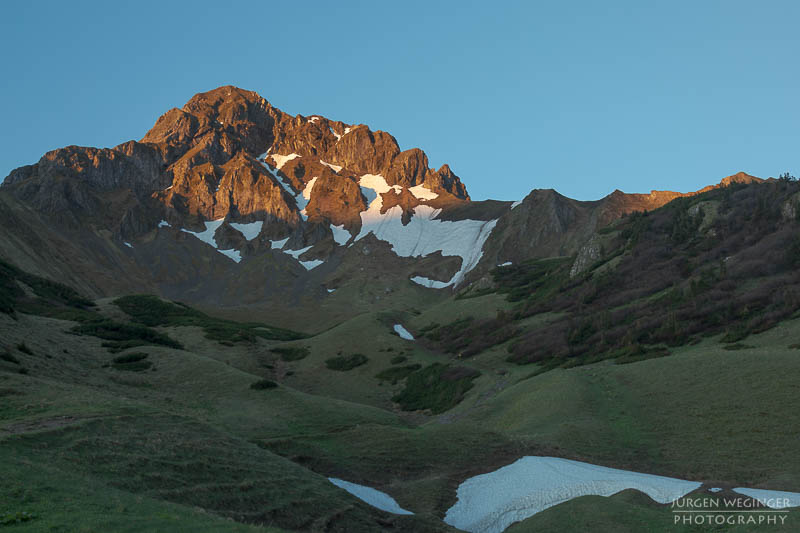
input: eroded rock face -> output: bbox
[3,85,470,243]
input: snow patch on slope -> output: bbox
[444,456,701,533]
[510,200,522,209]
[409,184,439,200]
[158,220,171,228]
[281,245,323,270]
[270,153,299,170]
[229,221,263,241]
[328,478,413,515]
[298,176,318,220]
[299,259,324,270]
[410,276,452,289]
[330,224,351,245]
[284,246,313,259]
[270,237,290,250]
[393,324,414,340]
[320,160,343,173]
[181,219,242,263]
[330,127,341,141]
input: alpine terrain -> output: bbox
[1,86,798,532]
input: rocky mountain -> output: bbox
[0,85,768,325]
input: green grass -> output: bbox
[392,363,480,414]
[114,295,305,344]
[0,456,279,532]
[4,252,800,532]
[325,353,369,371]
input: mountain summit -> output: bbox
[0,86,766,326]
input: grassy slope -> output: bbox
[0,311,453,532]
[3,227,800,533]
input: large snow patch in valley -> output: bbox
[444,456,702,533]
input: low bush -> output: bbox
[114,295,305,344]
[0,351,20,364]
[271,346,310,362]
[392,363,480,413]
[325,353,368,371]
[113,352,149,365]
[16,343,32,355]
[723,343,755,351]
[250,379,278,390]
[111,352,152,371]
[1,511,36,526]
[390,355,408,364]
[72,320,182,353]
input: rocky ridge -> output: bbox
[0,86,769,321]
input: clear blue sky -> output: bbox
[1,1,797,201]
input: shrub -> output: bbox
[16,342,32,355]
[723,343,755,351]
[111,352,152,372]
[250,379,278,390]
[72,319,182,353]
[392,363,480,413]
[113,352,149,364]
[325,353,368,371]
[390,355,408,364]
[114,294,305,343]
[271,346,310,361]
[1,511,36,525]
[0,351,20,364]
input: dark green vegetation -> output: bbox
[271,345,310,361]
[72,319,182,353]
[250,379,278,390]
[420,315,518,358]
[115,295,305,344]
[111,352,152,372]
[375,364,421,384]
[424,180,800,374]
[325,353,368,371]
[392,363,480,414]
[1,351,20,364]
[1,511,35,526]
[0,257,93,317]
